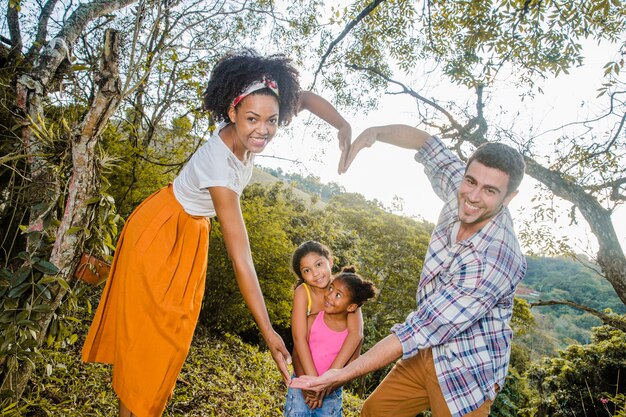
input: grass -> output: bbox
[10,328,363,416]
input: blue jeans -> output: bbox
[284,385,343,417]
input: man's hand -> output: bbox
[341,127,378,173]
[290,368,342,392]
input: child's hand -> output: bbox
[304,390,324,409]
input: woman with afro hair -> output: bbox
[82,49,352,417]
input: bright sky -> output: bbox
[256,42,626,257]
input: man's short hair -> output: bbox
[466,142,525,195]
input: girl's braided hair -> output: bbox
[203,49,301,126]
[333,266,378,307]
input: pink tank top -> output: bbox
[309,311,348,375]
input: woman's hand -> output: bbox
[265,329,292,384]
[337,123,352,174]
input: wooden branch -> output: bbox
[531,299,626,333]
[0,35,12,47]
[311,0,386,87]
[25,0,61,65]
[346,64,484,140]
[6,0,23,64]
[610,177,626,202]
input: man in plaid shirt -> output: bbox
[291,124,526,417]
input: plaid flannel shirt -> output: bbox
[390,136,526,417]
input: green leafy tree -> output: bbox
[201,182,324,338]
[527,325,626,417]
[488,298,536,417]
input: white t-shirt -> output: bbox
[172,123,254,217]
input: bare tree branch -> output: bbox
[311,0,386,87]
[346,63,486,141]
[6,1,22,64]
[531,299,626,333]
[25,0,61,65]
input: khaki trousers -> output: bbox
[361,349,494,417]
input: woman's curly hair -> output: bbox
[203,49,301,126]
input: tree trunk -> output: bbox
[15,0,137,252]
[522,159,626,307]
[2,28,123,398]
[461,126,626,307]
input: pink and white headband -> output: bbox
[231,76,279,108]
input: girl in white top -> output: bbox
[82,49,352,417]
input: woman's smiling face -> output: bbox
[228,93,279,160]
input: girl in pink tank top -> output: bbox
[285,264,378,416]
[288,241,364,411]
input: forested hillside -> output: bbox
[520,256,626,349]
[262,167,346,203]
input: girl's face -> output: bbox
[227,93,279,161]
[299,252,333,290]
[324,278,357,314]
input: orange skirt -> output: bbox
[82,184,210,417]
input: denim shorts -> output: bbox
[284,385,343,417]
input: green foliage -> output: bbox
[279,0,626,116]
[13,329,363,416]
[511,298,536,336]
[527,325,626,417]
[0,247,95,407]
[202,182,304,335]
[519,256,625,347]
[263,167,346,202]
[101,120,194,218]
[327,192,432,339]
[0,250,60,372]
[491,368,536,417]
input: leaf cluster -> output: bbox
[10,328,364,416]
[526,325,626,417]
[0,247,90,405]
